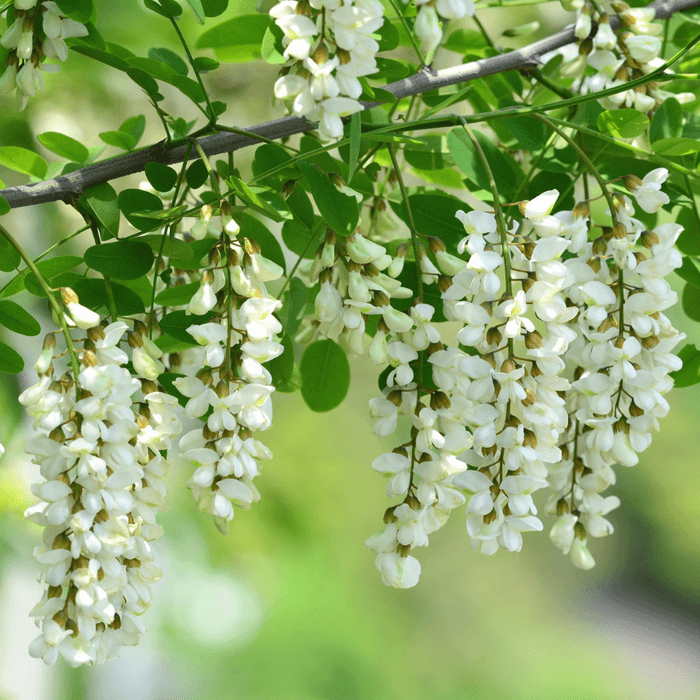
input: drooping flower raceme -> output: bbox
[0,0,89,110]
[269,0,384,140]
[23,321,180,666]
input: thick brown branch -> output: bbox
[0,0,697,210]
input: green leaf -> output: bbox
[375,19,400,52]
[300,339,350,412]
[22,256,84,297]
[187,159,209,189]
[671,344,700,388]
[99,130,136,151]
[279,276,308,336]
[296,160,359,235]
[228,176,291,222]
[347,112,362,183]
[268,332,296,391]
[202,0,228,16]
[37,132,90,163]
[155,282,199,306]
[651,137,700,156]
[185,0,206,23]
[140,234,193,261]
[84,240,154,280]
[447,127,520,200]
[167,238,217,270]
[0,299,41,335]
[682,282,700,321]
[406,193,468,251]
[145,162,178,192]
[596,109,649,139]
[403,134,453,171]
[53,0,94,24]
[0,147,47,178]
[159,310,214,343]
[0,196,8,216]
[260,24,285,65]
[676,257,700,288]
[282,218,323,258]
[120,115,146,146]
[0,243,20,272]
[499,100,547,151]
[72,278,146,316]
[117,189,164,230]
[148,47,188,75]
[143,0,183,17]
[0,340,23,374]
[238,213,286,273]
[195,15,269,62]
[650,97,683,143]
[83,182,120,238]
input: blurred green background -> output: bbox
[0,1,699,699]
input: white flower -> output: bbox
[630,168,669,214]
[414,4,442,54]
[625,35,661,63]
[188,323,227,367]
[375,552,421,588]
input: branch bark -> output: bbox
[1,0,698,210]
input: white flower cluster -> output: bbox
[561,0,686,111]
[310,229,417,355]
[546,170,684,568]
[366,170,682,587]
[174,298,283,533]
[0,0,88,110]
[270,0,384,140]
[22,321,181,666]
[411,0,476,55]
[185,205,284,317]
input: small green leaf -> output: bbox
[185,0,206,22]
[84,240,154,280]
[407,193,469,251]
[671,344,700,388]
[140,234,193,260]
[676,257,700,288]
[228,176,291,222]
[651,137,700,156]
[0,300,41,335]
[347,112,362,183]
[297,160,359,235]
[650,97,683,143]
[300,339,350,412]
[195,15,269,62]
[143,0,183,17]
[187,159,209,189]
[0,196,9,216]
[0,340,23,374]
[682,282,700,321]
[37,132,90,163]
[596,109,649,139]
[0,242,20,272]
[23,256,84,297]
[99,130,136,151]
[83,182,120,238]
[117,189,164,230]
[148,47,188,75]
[72,278,146,316]
[53,0,94,24]
[202,0,228,16]
[120,115,146,146]
[0,146,48,178]
[267,332,296,390]
[279,276,308,337]
[238,213,286,273]
[145,162,178,192]
[155,282,199,306]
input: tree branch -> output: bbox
[1,0,697,210]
